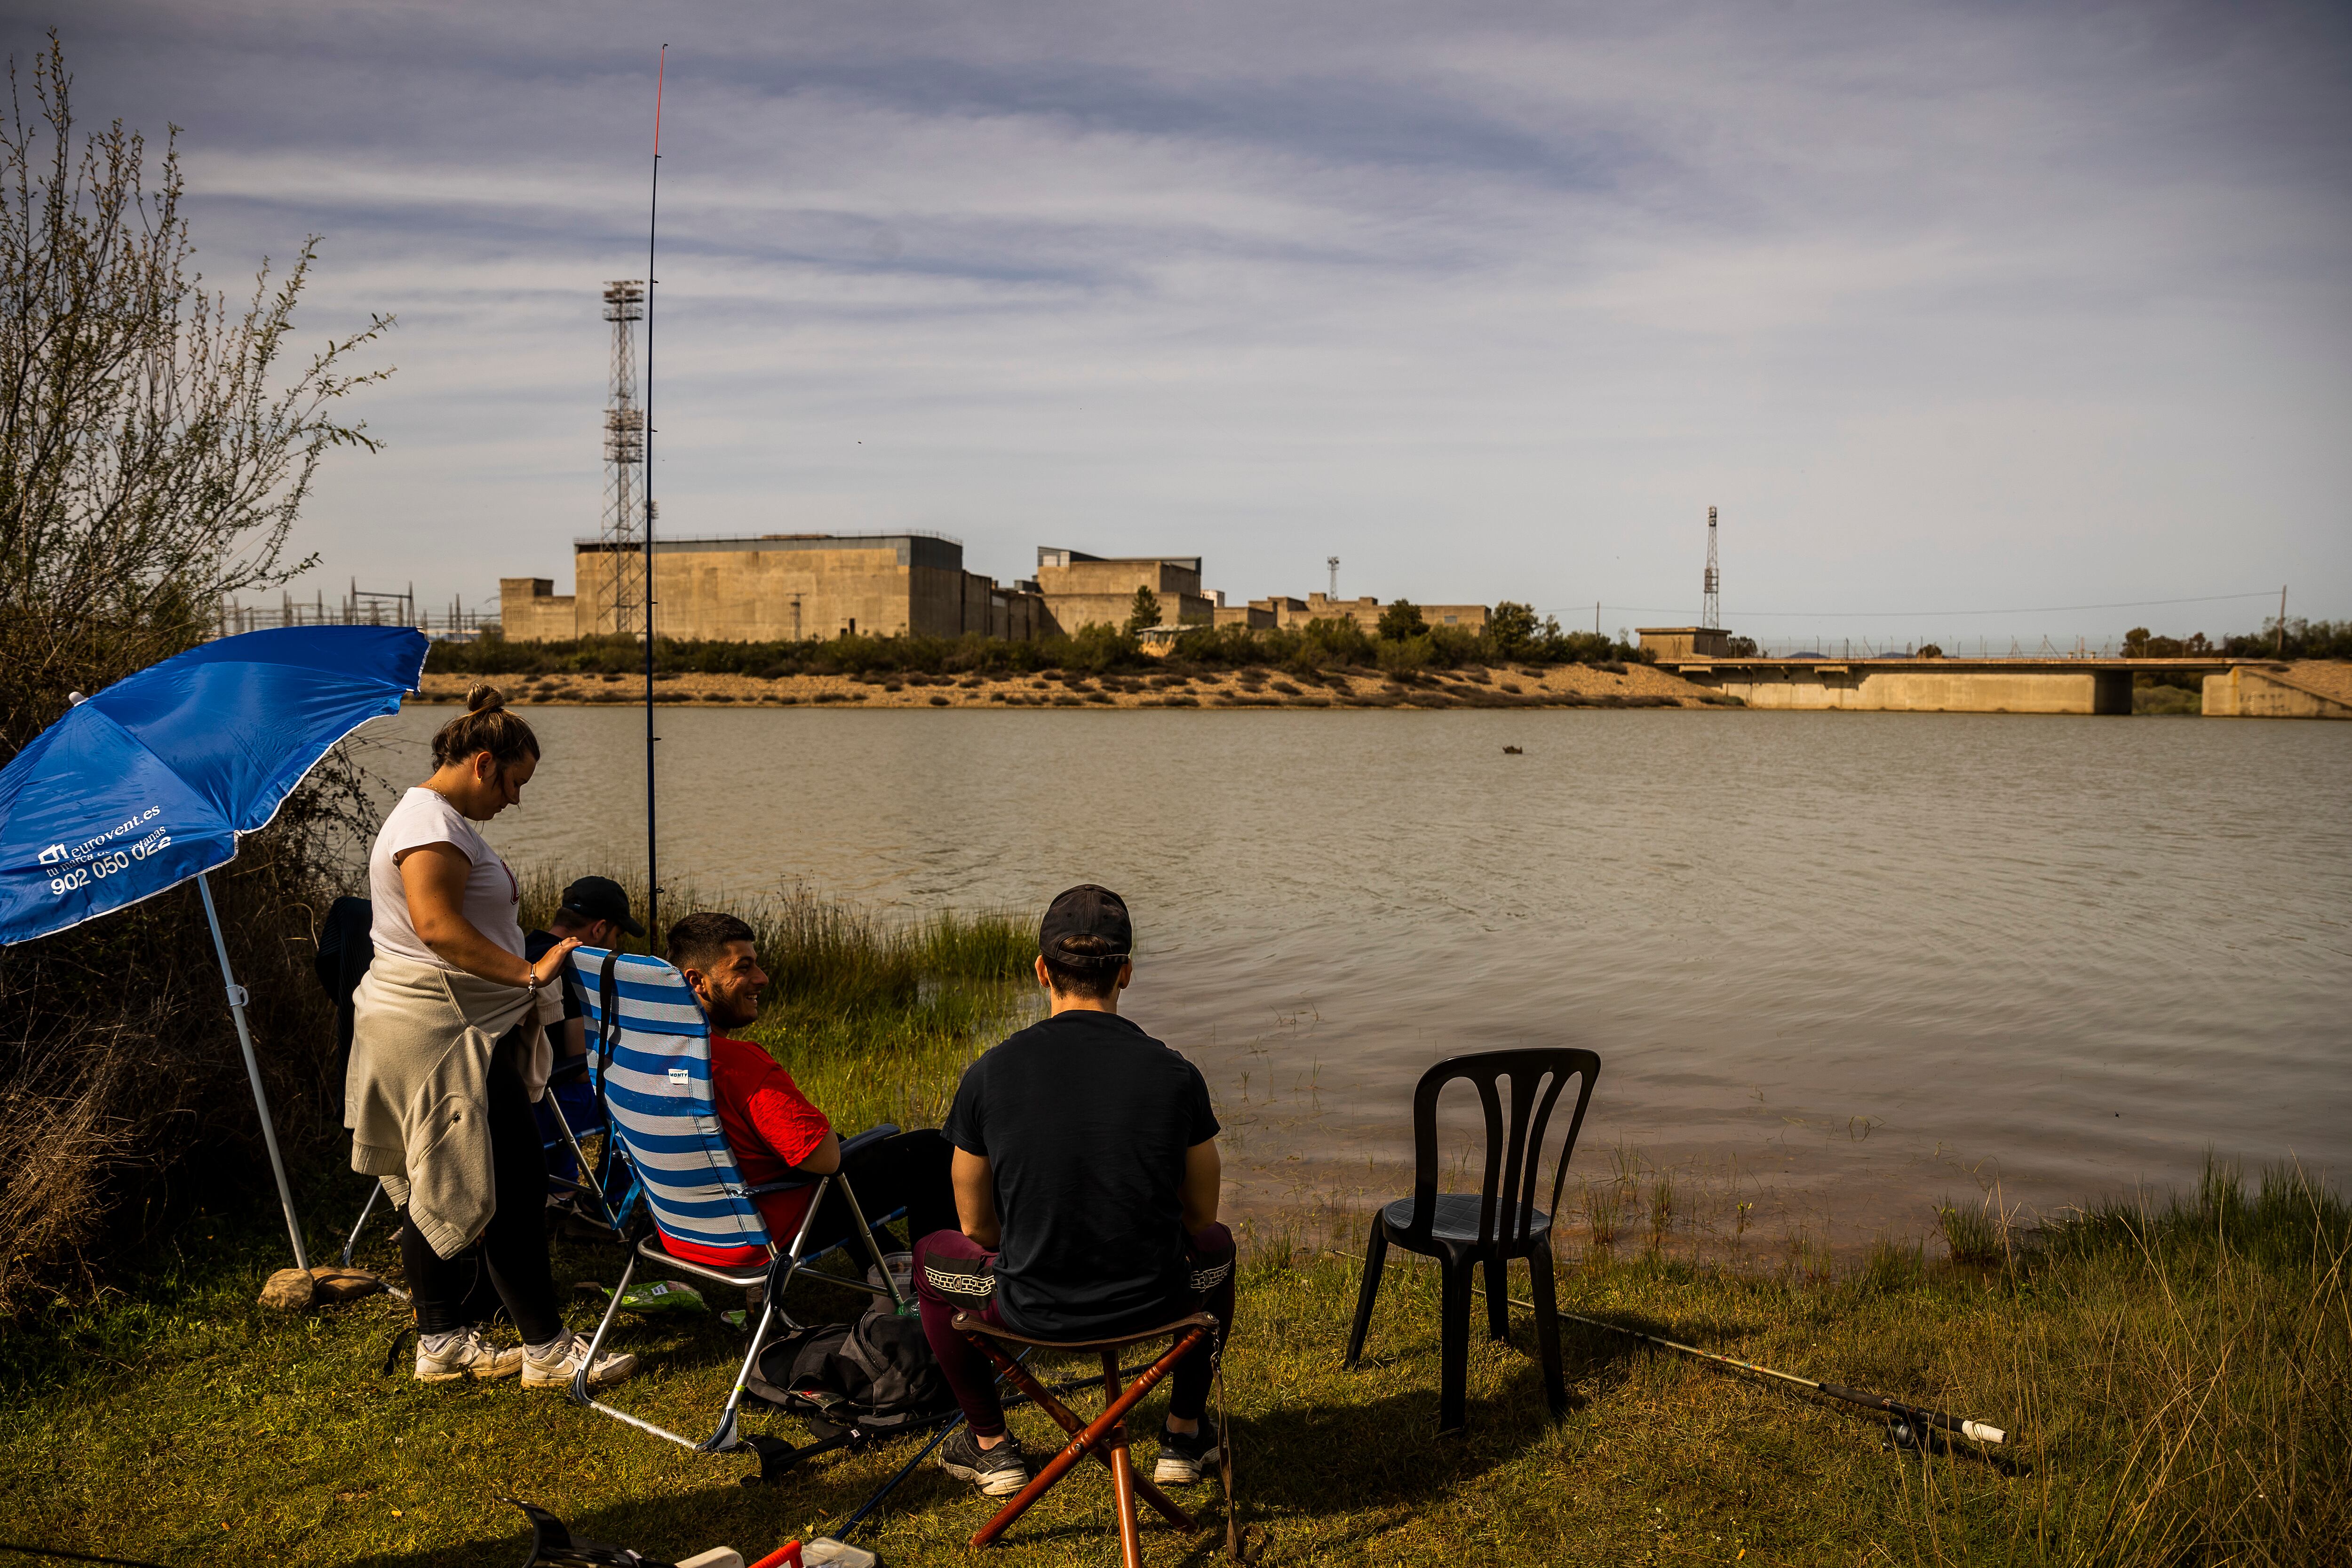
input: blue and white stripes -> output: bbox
[576,948,772,1262]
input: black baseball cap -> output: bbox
[1039,883,1132,965]
[560,875,646,937]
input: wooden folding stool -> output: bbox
[952,1310,1231,1568]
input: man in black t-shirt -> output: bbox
[525,876,644,1194]
[917,885,1235,1500]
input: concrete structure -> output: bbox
[2202,663,2352,719]
[1033,549,1214,634]
[1637,627,1735,660]
[1214,603,1276,629]
[501,533,1045,642]
[1664,655,2284,715]
[1256,593,1489,634]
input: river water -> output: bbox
[360,704,2352,1252]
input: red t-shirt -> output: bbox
[660,1035,832,1267]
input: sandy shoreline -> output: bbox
[414,661,1727,710]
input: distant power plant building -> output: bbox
[501,533,1045,642]
[1247,594,1491,634]
[499,530,1493,646]
[1033,549,1214,633]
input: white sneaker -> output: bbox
[414,1326,524,1383]
[522,1331,639,1390]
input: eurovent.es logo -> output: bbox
[37,843,67,866]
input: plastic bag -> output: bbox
[619,1279,706,1315]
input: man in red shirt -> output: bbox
[662,912,951,1272]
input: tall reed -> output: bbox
[516,870,1040,1134]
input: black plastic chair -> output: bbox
[1343,1047,1601,1433]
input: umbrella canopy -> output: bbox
[0,625,430,1269]
[0,626,428,944]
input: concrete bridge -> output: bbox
[1654,655,2352,717]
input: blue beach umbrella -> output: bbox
[0,626,430,1268]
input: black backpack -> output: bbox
[748,1296,955,1435]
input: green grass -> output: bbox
[2,887,2345,1566]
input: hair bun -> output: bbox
[465,684,507,714]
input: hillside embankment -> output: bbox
[414,660,1726,709]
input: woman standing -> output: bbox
[346,686,636,1390]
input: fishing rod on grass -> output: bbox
[1475,1282,2009,1451]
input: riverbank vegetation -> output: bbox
[2124,618,2352,663]
[423,603,1653,689]
[3,879,2343,1565]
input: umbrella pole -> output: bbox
[197,873,311,1271]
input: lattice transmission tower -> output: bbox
[1701,505,1720,629]
[598,280,647,636]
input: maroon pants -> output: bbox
[915,1224,1235,1439]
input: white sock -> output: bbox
[525,1333,574,1364]
[418,1329,467,1358]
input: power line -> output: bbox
[1543,590,2283,621]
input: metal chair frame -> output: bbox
[1344,1047,1601,1432]
[565,946,913,1463]
[571,1136,910,1455]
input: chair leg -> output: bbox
[1343,1214,1389,1369]
[570,1249,639,1407]
[1102,1351,1144,1568]
[1483,1252,1511,1342]
[1526,1240,1566,1417]
[964,1329,1203,1545]
[1438,1257,1472,1434]
[702,1287,783,1453]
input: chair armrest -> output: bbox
[735,1124,901,1197]
[838,1123,900,1158]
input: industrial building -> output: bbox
[501,533,1045,643]
[500,530,1495,648]
[1634,626,1734,660]
[1033,549,1214,634]
[1247,593,1490,634]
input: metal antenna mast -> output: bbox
[1701,505,1720,629]
[1328,556,1340,598]
[598,281,646,634]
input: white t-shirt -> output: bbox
[368,787,525,969]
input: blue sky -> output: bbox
[14,1,2351,644]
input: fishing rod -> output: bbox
[1477,1282,2009,1449]
[642,42,665,949]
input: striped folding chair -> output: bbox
[571,946,910,1461]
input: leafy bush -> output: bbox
[1375,598,1427,640]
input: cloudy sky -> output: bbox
[15,1,2351,644]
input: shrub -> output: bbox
[1376,598,1427,640]
[1375,635,1432,676]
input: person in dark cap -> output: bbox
[916,884,1234,1499]
[525,876,644,1196]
